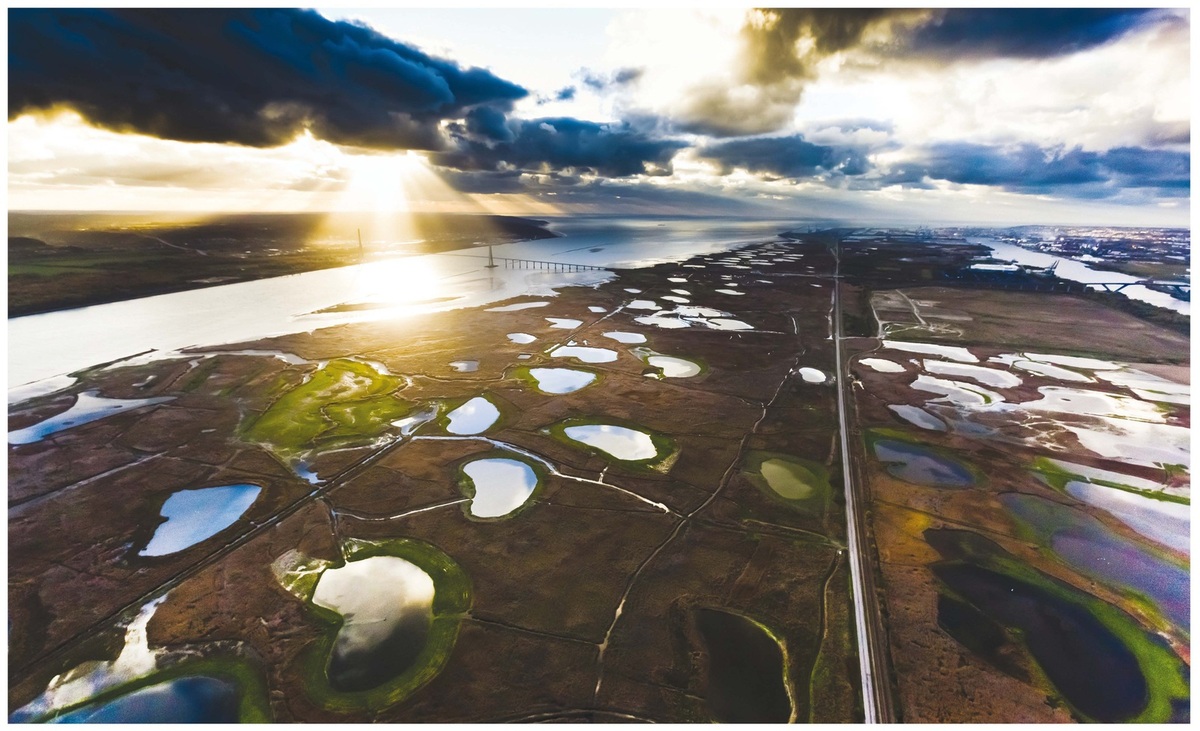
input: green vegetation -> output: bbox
[293,538,472,714]
[741,450,831,515]
[243,359,411,457]
[1030,456,1188,505]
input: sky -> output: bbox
[6,6,1192,226]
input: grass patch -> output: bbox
[242,359,411,457]
[741,450,831,515]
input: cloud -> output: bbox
[696,134,869,178]
[881,142,1189,196]
[579,67,645,92]
[672,8,1166,137]
[433,117,687,178]
[8,8,527,149]
[902,9,1160,61]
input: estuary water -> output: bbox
[9,217,790,395]
[969,236,1189,316]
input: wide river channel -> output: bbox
[8,217,787,395]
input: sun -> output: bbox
[341,151,426,213]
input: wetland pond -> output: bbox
[312,556,435,692]
[140,484,261,557]
[526,368,596,394]
[602,331,647,344]
[44,677,241,724]
[1064,480,1189,554]
[872,438,976,488]
[888,405,947,432]
[461,458,538,518]
[1002,493,1189,629]
[694,608,792,723]
[445,397,500,435]
[9,391,174,445]
[563,424,658,461]
[549,345,618,364]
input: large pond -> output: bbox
[312,556,436,692]
[693,608,792,723]
[461,458,538,518]
[872,438,976,488]
[1001,493,1189,630]
[140,484,261,557]
[44,677,241,724]
[563,424,658,461]
[9,391,174,445]
[1064,481,1189,554]
[932,560,1148,722]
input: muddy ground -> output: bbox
[8,238,859,722]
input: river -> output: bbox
[969,236,1189,316]
[8,217,790,396]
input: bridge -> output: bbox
[951,270,1190,299]
[1090,280,1190,299]
[456,250,607,272]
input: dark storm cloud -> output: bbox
[8,8,527,149]
[433,117,687,178]
[579,67,645,92]
[903,9,1156,60]
[678,8,1163,136]
[697,135,869,178]
[882,143,1189,195]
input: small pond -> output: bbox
[461,458,539,518]
[527,368,596,394]
[445,397,500,435]
[888,405,947,432]
[872,439,976,488]
[563,424,658,461]
[140,484,262,557]
[923,360,1021,388]
[646,355,701,379]
[859,358,905,373]
[797,367,825,384]
[1065,481,1189,555]
[603,331,647,344]
[9,391,174,445]
[550,345,618,363]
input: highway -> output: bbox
[832,236,897,723]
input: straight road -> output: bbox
[832,236,896,723]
